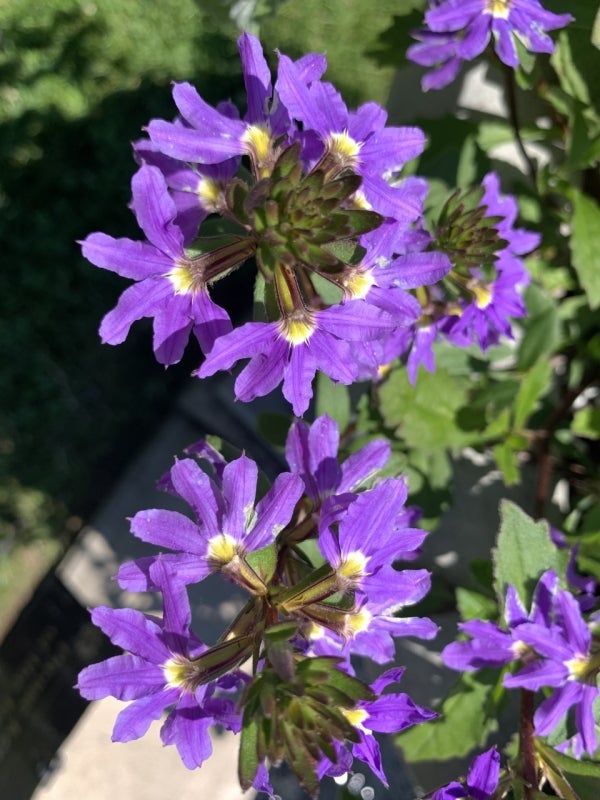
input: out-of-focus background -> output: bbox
[1,2,423,797]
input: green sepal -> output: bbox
[245,542,278,585]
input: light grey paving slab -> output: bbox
[32,698,251,800]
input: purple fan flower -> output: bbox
[77,558,245,769]
[196,301,396,417]
[389,172,538,381]
[80,164,232,363]
[408,0,574,91]
[442,570,558,672]
[284,414,391,506]
[318,478,428,592]
[146,33,325,172]
[433,746,500,800]
[276,52,426,220]
[503,585,600,756]
[445,172,535,350]
[319,668,437,786]
[309,568,438,664]
[117,453,303,593]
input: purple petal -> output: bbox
[77,655,165,701]
[196,322,277,377]
[152,294,193,365]
[80,233,171,280]
[147,119,245,164]
[339,439,390,492]
[283,343,317,416]
[466,746,500,799]
[233,336,288,402]
[112,688,178,742]
[129,508,205,554]
[222,455,258,539]
[161,694,213,769]
[493,20,519,67]
[149,557,192,647]
[248,472,304,549]
[131,165,184,257]
[238,33,272,124]
[504,658,569,690]
[169,458,220,536]
[99,279,173,345]
[534,682,582,736]
[89,606,169,663]
[364,693,437,733]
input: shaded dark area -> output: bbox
[0,6,250,552]
[0,572,119,800]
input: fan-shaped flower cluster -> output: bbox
[78,416,437,791]
[80,33,452,415]
[385,172,539,382]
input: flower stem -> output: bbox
[503,66,538,187]
[519,689,538,800]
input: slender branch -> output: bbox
[519,689,538,800]
[503,66,538,187]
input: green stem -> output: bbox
[503,65,538,187]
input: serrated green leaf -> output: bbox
[396,670,499,762]
[570,189,600,309]
[493,500,565,609]
[378,366,472,449]
[513,358,552,430]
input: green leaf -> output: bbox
[257,411,291,449]
[378,366,472,450]
[238,711,260,791]
[572,407,600,440]
[493,500,565,610]
[570,189,600,309]
[397,670,499,761]
[365,2,429,68]
[456,587,497,621]
[537,738,600,800]
[315,372,350,432]
[493,442,520,486]
[513,358,552,430]
[517,285,560,371]
[593,6,600,49]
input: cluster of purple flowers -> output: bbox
[408,0,573,91]
[80,31,541,413]
[77,416,437,788]
[442,570,600,757]
[386,172,539,382]
[81,33,453,415]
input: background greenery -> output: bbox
[0,0,404,625]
